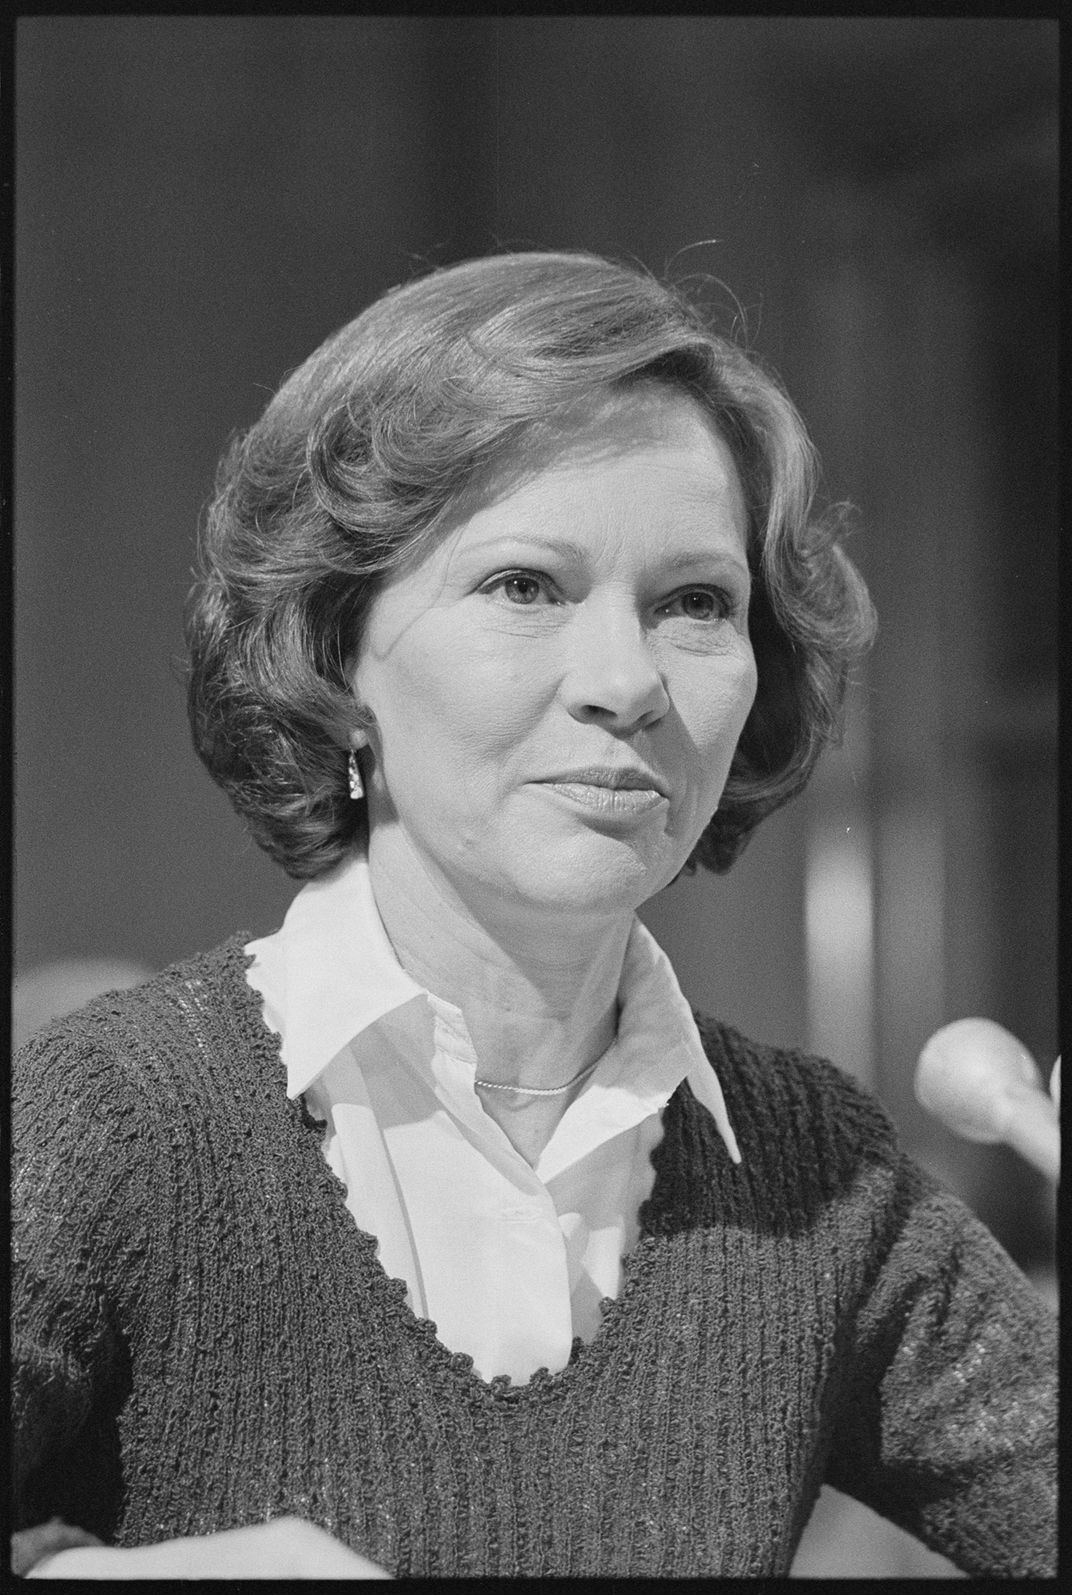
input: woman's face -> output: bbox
[350,388,757,926]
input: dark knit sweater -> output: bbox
[11,938,1056,1577]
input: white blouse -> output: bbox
[245,853,740,1384]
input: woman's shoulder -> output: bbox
[690,1011,902,1176]
[13,934,261,1115]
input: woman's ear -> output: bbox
[344,687,377,752]
[347,708,379,766]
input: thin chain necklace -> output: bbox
[473,1057,600,1097]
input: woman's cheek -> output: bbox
[717,648,759,745]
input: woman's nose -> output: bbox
[559,607,670,730]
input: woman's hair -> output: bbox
[186,250,875,879]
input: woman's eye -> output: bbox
[484,573,551,606]
[661,587,730,622]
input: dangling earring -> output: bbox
[347,750,364,801]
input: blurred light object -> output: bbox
[805,821,874,1084]
[915,1016,1060,1181]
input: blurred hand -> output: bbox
[26,1517,392,1578]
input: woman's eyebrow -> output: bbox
[459,534,749,579]
[657,547,751,581]
[457,533,589,564]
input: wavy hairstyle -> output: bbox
[186,250,875,879]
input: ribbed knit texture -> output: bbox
[12,938,1056,1577]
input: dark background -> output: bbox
[13,17,1058,1573]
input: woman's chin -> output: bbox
[482,829,680,921]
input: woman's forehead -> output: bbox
[518,383,725,470]
[426,426,750,588]
[455,386,739,521]
[378,385,747,588]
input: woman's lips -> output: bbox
[537,780,668,816]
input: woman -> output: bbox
[12,252,1055,1578]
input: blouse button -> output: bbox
[501,1205,541,1224]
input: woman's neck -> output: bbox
[365,826,633,1098]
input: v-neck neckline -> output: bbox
[218,934,695,1404]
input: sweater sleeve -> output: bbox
[824,1143,1057,1577]
[11,1017,152,1544]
